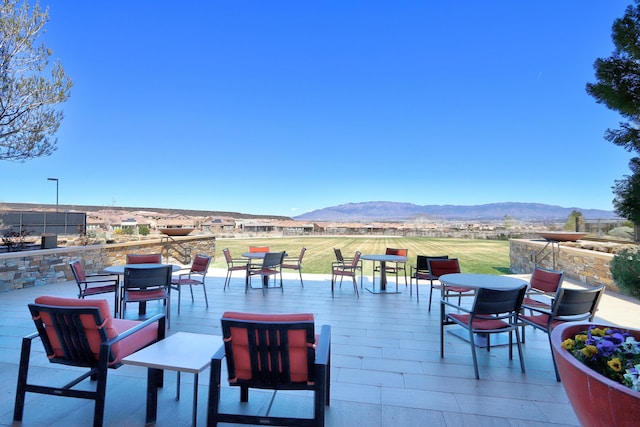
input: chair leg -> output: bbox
[298,269,304,287]
[352,275,359,298]
[177,285,182,315]
[548,333,561,382]
[469,329,480,380]
[202,283,209,307]
[515,327,526,374]
[13,336,32,422]
[207,357,222,427]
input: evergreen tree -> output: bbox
[586,1,640,229]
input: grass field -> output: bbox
[210,236,511,275]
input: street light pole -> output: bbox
[47,178,59,213]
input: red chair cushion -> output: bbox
[449,313,510,330]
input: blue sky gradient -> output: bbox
[0,1,634,216]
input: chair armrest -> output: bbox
[105,313,166,345]
[441,299,472,313]
[89,273,119,279]
[520,304,552,315]
[22,331,40,342]
[315,324,331,366]
[82,276,118,284]
[212,343,226,362]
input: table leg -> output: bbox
[379,261,387,291]
[146,367,162,423]
[192,373,199,427]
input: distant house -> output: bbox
[204,217,236,233]
[276,220,318,235]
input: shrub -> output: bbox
[610,248,640,298]
[138,225,150,236]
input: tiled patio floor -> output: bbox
[1,268,638,426]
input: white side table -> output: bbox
[122,332,221,426]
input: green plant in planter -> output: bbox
[610,248,640,298]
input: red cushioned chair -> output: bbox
[522,267,564,310]
[69,260,119,316]
[520,285,605,381]
[246,251,285,295]
[440,285,528,379]
[373,248,408,291]
[409,255,448,305]
[281,247,307,287]
[223,248,248,290]
[331,251,362,298]
[520,267,564,342]
[207,311,331,427]
[170,254,212,314]
[427,258,475,310]
[121,265,172,327]
[126,253,162,264]
[13,296,165,427]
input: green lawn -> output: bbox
[211,236,511,275]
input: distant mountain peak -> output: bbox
[293,201,617,222]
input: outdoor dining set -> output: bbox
[11,245,608,426]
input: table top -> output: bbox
[241,251,287,259]
[104,263,181,274]
[360,254,407,262]
[122,332,222,373]
[439,273,528,290]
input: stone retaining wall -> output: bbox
[510,238,616,290]
[0,235,216,292]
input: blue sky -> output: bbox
[0,1,634,217]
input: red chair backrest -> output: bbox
[386,248,408,257]
[428,258,460,278]
[249,246,270,253]
[126,253,162,264]
[70,260,87,282]
[530,267,564,294]
[221,312,316,385]
[31,296,119,363]
[191,254,212,273]
[350,251,361,266]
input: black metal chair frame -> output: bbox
[223,248,248,290]
[170,253,212,314]
[207,316,331,427]
[373,248,408,291]
[69,260,119,316]
[121,265,172,327]
[281,247,307,287]
[13,303,165,427]
[333,248,362,288]
[440,285,527,379]
[519,285,605,381]
[409,255,448,303]
[331,251,362,298]
[246,251,285,295]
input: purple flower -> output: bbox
[597,339,616,357]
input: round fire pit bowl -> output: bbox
[538,232,588,242]
[159,228,194,237]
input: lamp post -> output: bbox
[47,177,59,213]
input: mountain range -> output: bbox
[293,202,619,222]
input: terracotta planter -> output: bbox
[551,322,640,427]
